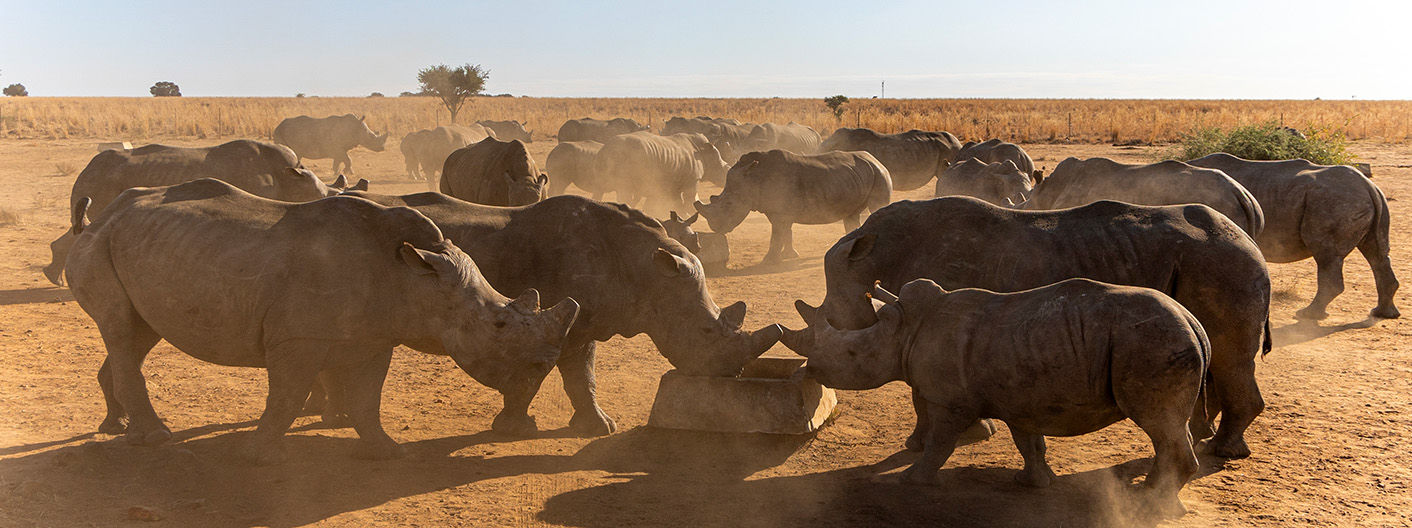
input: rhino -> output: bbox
[782,278,1208,517]
[477,120,533,143]
[1027,158,1265,238]
[66,179,578,464]
[272,114,388,175]
[43,140,366,286]
[933,157,1037,206]
[734,122,822,160]
[660,211,702,254]
[556,117,649,143]
[341,192,783,435]
[1188,153,1399,320]
[440,137,548,206]
[815,128,963,191]
[596,132,728,215]
[401,124,496,182]
[953,139,1036,177]
[693,150,892,264]
[661,116,756,163]
[546,140,605,197]
[799,197,1270,459]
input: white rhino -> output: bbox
[273,114,388,175]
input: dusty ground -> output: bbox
[0,136,1409,527]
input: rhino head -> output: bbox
[505,172,549,206]
[781,286,906,391]
[398,242,579,414]
[356,115,388,152]
[277,167,369,201]
[660,211,702,255]
[986,159,1034,206]
[639,248,781,377]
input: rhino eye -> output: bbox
[494,320,507,329]
[847,349,858,357]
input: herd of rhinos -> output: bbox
[42,112,1396,517]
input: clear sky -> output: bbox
[3,0,1409,99]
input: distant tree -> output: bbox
[368,92,385,98]
[296,93,305,98]
[417,63,489,123]
[150,81,181,97]
[824,95,849,122]
[3,83,27,97]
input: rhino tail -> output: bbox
[1356,180,1392,265]
[71,197,92,235]
[1262,316,1272,357]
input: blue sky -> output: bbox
[3,0,1409,99]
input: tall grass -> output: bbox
[1,96,1410,144]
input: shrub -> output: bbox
[1167,120,1353,165]
[824,95,848,122]
[3,83,27,97]
[368,92,385,98]
[150,81,181,97]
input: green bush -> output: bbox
[1166,120,1353,165]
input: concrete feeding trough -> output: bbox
[696,232,729,270]
[647,355,836,435]
[97,141,132,152]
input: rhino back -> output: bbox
[70,140,297,215]
[747,150,889,222]
[1035,158,1263,236]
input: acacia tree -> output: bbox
[824,95,849,122]
[417,64,488,123]
[3,84,26,97]
[150,81,181,97]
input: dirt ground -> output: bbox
[0,136,1409,528]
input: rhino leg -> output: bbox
[559,340,617,436]
[1130,415,1198,518]
[308,371,352,428]
[334,153,355,176]
[244,339,327,465]
[1296,251,1347,320]
[899,402,975,486]
[43,232,74,287]
[763,220,797,263]
[492,377,547,437]
[1358,233,1401,319]
[99,314,169,446]
[905,387,929,452]
[843,210,862,232]
[1009,428,1058,488]
[340,349,405,460]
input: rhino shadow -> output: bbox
[542,435,1223,528]
[1271,317,1380,348]
[0,286,74,305]
[0,425,574,528]
[712,256,823,278]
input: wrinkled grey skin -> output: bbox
[546,140,605,197]
[401,124,495,182]
[933,158,1035,206]
[802,197,1270,459]
[477,120,533,143]
[556,117,649,143]
[660,211,702,255]
[694,150,892,264]
[44,140,366,286]
[66,180,578,464]
[782,278,1208,517]
[272,114,388,175]
[953,139,1036,177]
[441,137,548,206]
[731,122,823,162]
[596,132,728,216]
[1027,157,1265,238]
[815,128,963,191]
[661,116,757,166]
[342,192,783,435]
[1189,153,1399,320]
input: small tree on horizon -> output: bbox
[824,95,849,122]
[417,63,489,123]
[150,81,181,97]
[3,83,27,97]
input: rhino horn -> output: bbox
[745,323,783,360]
[350,178,371,192]
[683,212,700,226]
[794,299,820,325]
[872,281,899,305]
[779,325,812,356]
[510,288,542,315]
[543,297,581,346]
[693,199,709,212]
[331,174,349,189]
[720,301,747,331]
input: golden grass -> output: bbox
[1,96,1410,143]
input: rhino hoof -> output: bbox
[1294,306,1329,320]
[491,413,539,437]
[1371,306,1401,319]
[1138,490,1189,519]
[1014,467,1056,488]
[351,440,406,461]
[1198,437,1251,459]
[126,427,172,447]
[570,410,617,437]
[904,431,925,452]
[98,416,128,435]
[899,465,940,486]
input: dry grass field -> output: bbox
[4,97,1412,145]
[0,99,1411,527]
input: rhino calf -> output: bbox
[66,179,578,464]
[783,278,1209,517]
[694,150,891,264]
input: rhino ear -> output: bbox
[670,211,682,222]
[509,288,542,315]
[720,301,746,331]
[877,303,904,332]
[838,234,876,263]
[653,248,691,277]
[350,178,370,192]
[398,242,439,275]
[331,174,348,188]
